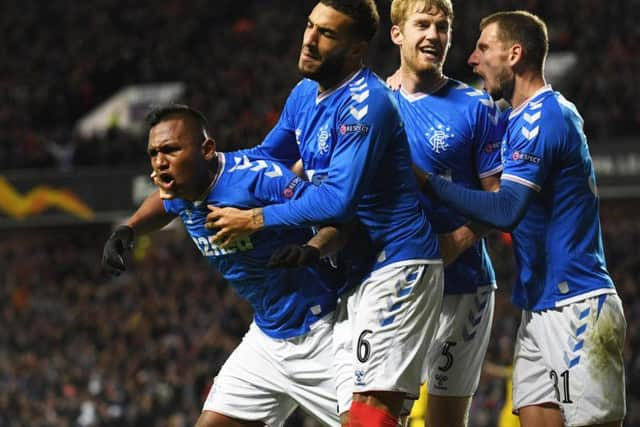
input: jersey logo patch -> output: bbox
[339,123,369,135]
[484,141,501,153]
[426,124,455,154]
[511,151,541,164]
[283,177,302,198]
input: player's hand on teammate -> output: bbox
[386,68,402,91]
[101,225,135,275]
[206,206,264,248]
[267,244,321,269]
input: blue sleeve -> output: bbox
[474,97,504,179]
[428,175,535,231]
[501,108,561,192]
[262,92,396,227]
[251,163,310,205]
[244,85,301,168]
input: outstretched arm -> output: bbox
[102,190,175,275]
[427,175,534,231]
[126,190,175,234]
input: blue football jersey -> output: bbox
[163,152,343,339]
[501,86,615,310]
[395,79,505,294]
[246,68,440,272]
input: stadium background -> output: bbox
[1,0,638,425]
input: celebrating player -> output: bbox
[204,1,444,425]
[425,11,626,427]
[102,104,353,427]
[387,1,505,426]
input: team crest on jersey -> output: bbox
[426,124,454,154]
[317,123,330,155]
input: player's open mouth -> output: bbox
[158,173,175,188]
[419,46,440,57]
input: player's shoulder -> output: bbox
[337,68,398,119]
[221,150,294,188]
[507,87,575,147]
[509,87,559,121]
[444,78,498,113]
[288,78,318,102]
[163,196,189,214]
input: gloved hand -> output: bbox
[101,225,135,275]
[267,244,321,269]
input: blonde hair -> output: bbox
[390,0,454,27]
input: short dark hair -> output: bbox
[321,0,379,42]
[480,11,548,72]
[145,104,209,137]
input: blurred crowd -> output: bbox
[0,0,638,171]
[1,204,639,426]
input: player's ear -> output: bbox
[390,25,403,46]
[201,137,216,161]
[508,43,523,67]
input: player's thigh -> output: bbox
[333,294,354,416]
[195,411,263,427]
[426,394,472,427]
[513,294,626,427]
[427,288,494,397]
[518,403,564,427]
[348,262,444,398]
[202,322,298,426]
[284,316,342,427]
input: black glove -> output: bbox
[101,225,135,275]
[267,244,321,269]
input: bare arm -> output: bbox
[306,224,350,257]
[126,190,175,235]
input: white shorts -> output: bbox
[348,261,444,399]
[203,316,341,427]
[427,286,495,396]
[513,293,626,426]
[333,294,355,415]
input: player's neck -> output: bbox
[510,72,547,110]
[190,153,220,203]
[401,67,446,95]
[317,66,362,95]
